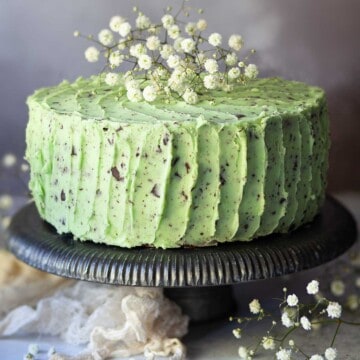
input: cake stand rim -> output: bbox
[5,195,357,287]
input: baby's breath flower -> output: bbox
[173,37,184,53]
[73,30,80,37]
[109,51,123,67]
[228,34,244,51]
[232,328,242,339]
[238,346,248,359]
[28,344,39,355]
[2,153,17,167]
[0,194,13,210]
[109,15,125,32]
[310,355,324,360]
[208,32,222,47]
[127,87,143,102]
[287,294,299,307]
[161,14,175,29]
[98,29,114,46]
[136,14,151,29]
[225,52,238,66]
[138,54,152,70]
[196,19,207,31]
[146,36,161,51]
[300,316,312,331]
[21,163,30,172]
[1,216,11,229]
[142,85,157,102]
[167,54,181,69]
[160,44,174,60]
[182,88,198,104]
[105,72,120,86]
[276,348,292,360]
[346,294,359,311]
[307,280,320,295]
[185,22,197,36]
[326,302,342,319]
[228,67,241,80]
[125,79,140,91]
[238,61,245,68]
[181,38,196,53]
[244,64,259,79]
[288,340,295,347]
[85,46,100,63]
[203,74,218,90]
[119,22,132,37]
[281,312,294,328]
[130,43,147,58]
[249,299,261,314]
[168,24,181,39]
[325,347,337,360]
[23,354,34,360]
[262,336,275,350]
[204,58,218,74]
[330,280,345,297]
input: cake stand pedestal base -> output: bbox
[165,286,236,322]
[6,196,357,322]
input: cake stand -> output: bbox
[6,196,357,322]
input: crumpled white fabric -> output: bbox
[0,282,189,359]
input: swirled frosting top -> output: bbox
[28,76,325,124]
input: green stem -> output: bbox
[331,320,341,347]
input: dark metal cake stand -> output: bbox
[6,196,357,322]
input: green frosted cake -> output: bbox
[25,76,329,248]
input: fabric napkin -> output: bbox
[0,250,189,359]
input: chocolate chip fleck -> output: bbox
[185,162,191,173]
[172,156,180,167]
[163,133,170,146]
[60,190,66,201]
[111,167,124,181]
[181,191,188,201]
[151,184,160,198]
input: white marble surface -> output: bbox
[0,193,359,359]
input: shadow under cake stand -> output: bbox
[6,196,357,322]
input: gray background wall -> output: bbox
[1,0,359,193]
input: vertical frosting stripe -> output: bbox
[154,123,198,248]
[46,115,73,233]
[236,122,267,240]
[68,118,83,230]
[26,103,45,217]
[183,121,221,245]
[107,126,131,245]
[277,116,301,231]
[215,124,247,241]
[293,114,313,227]
[129,124,173,245]
[256,116,287,236]
[72,121,101,237]
[86,125,116,242]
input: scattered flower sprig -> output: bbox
[75,0,258,104]
[230,280,360,360]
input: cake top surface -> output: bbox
[28,76,325,124]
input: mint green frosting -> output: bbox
[26,76,329,248]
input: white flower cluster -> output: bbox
[76,1,258,104]
[231,279,356,360]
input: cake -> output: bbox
[25,76,329,248]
